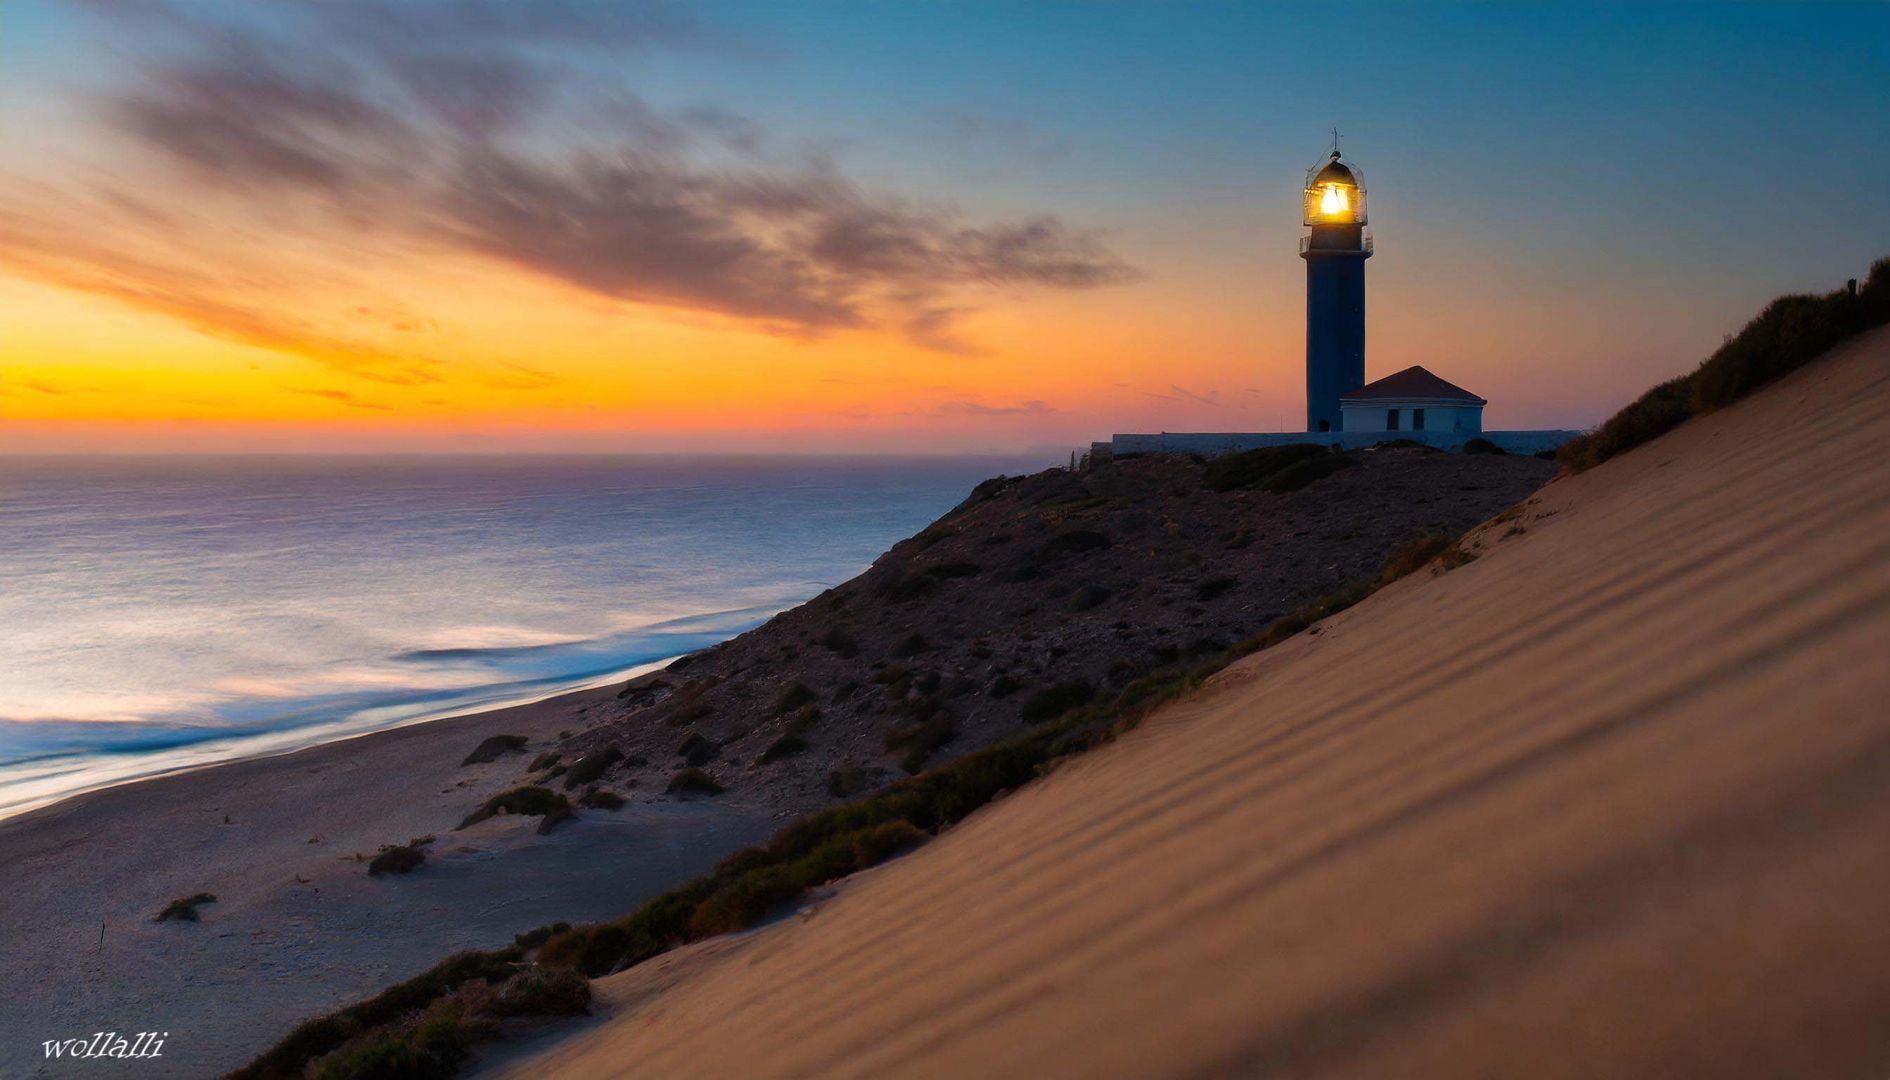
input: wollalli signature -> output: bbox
[43,1031,168,1060]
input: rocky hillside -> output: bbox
[489,444,1554,820]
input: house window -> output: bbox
[1386,409,1400,431]
[1413,408,1426,431]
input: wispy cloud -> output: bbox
[7,0,1140,370]
[287,387,393,410]
[0,188,444,386]
[903,305,981,356]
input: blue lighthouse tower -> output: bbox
[1300,143,1371,433]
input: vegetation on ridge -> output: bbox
[1558,257,1890,472]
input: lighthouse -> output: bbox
[1300,143,1371,433]
[1100,138,1580,459]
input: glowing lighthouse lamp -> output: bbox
[1320,182,1349,216]
[1299,143,1372,432]
[1307,168,1362,222]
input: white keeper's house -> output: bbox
[1337,365,1485,437]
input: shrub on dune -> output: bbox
[368,843,427,876]
[757,733,809,765]
[458,786,572,830]
[493,967,590,1018]
[688,820,929,937]
[310,997,469,1080]
[818,626,859,658]
[676,733,719,767]
[884,712,958,774]
[1202,443,1328,491]
[773,682,817,715]
[561,746,623,790]
[1259,452,1358,493]
[849,819,929,866]
[686,865,803,936]
[1378,537,1452,584]
[459,734,527,766]
[154,893,217,923]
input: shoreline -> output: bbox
[0,661,773,1078]
[0,655,683,826]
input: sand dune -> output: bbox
[496,327,1890,1078]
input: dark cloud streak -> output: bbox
[932,399,1056,417]
[1144,385,1222,406]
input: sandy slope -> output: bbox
[497,328,1890,1078]
[0,683,773,1079]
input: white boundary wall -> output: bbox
[1103,429,1580,458]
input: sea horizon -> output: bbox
[0,452,1052,821]
[0,449,1085,459]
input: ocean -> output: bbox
[0,454,1043,820]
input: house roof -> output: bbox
[1339,366,1486,405]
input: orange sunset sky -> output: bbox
[3,1,1886,454]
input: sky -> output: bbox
[1,0,1886,454]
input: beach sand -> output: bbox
[0,681,774,1078]
[492,327,1890,1078]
